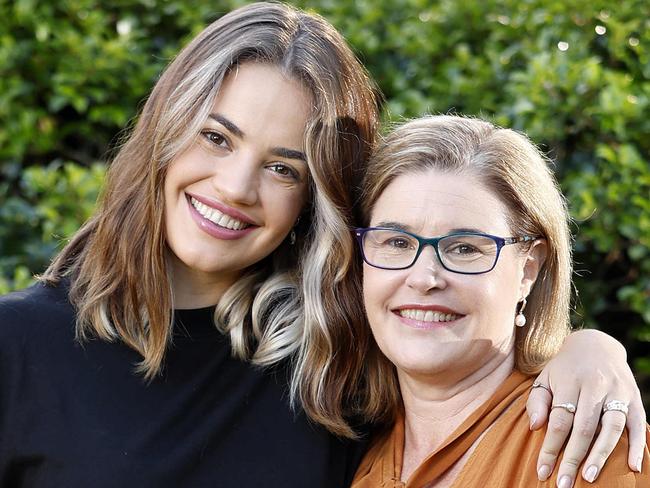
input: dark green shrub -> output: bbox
[1,0,648,404]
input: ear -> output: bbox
[519,239,547,299]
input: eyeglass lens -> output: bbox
[362,229,499,272]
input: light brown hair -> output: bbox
[42,2,380,436]
[347,115,573,425]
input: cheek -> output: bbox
[362,268,381,312]
[472,266,523,328]
[362,271,389,348]
[362,267,400,320]
[262,185,308,228]
[163,169,188,221]
[163,161,192,204]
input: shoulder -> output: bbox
[0,280,75,342]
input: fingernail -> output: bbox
[529,413,538,429]
[537,464,551,480]
[584,465,598,483]
[558,474,573,488]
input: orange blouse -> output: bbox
[352,371,650,488]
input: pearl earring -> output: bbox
[515,297,527,327]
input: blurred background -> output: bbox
[0,0,648,409]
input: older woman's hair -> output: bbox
[42,2,379,436]
[354,115,572,425]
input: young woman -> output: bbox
[0,3,644,487]
[347,115,648,487]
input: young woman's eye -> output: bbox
[201,130,228,148]
[267,163,299,180]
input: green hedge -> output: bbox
[1,0,648,404]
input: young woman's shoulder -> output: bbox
[0,280,75,343]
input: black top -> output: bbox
[0,282,364,487]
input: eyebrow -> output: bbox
[208,113,244,138]
[373,222,486,235]
[271,147,307,162]
[208,113,307,162]
[374,221,411,232]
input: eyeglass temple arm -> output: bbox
[504,235,538,244]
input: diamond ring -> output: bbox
[602,400,628,416]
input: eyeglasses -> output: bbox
[354,227,538,274]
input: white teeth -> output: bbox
[398,309,460,322]
[190,197,249,231]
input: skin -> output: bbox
[163,63,311,309]
[362,168,549,483]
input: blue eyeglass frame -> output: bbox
[354,227,539,275]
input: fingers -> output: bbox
[626,397,647,472]
[527,373,552,430]
[534,329,643,485]
[580,384,645,481]
[579,408,627,482]
[536,390,580,485]
[553,396,603,487]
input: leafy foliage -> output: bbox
[1,0,648,404]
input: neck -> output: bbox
[399,348,515,479]
[168,254,241,309]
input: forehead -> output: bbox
[370,168,511,234]
[212,63,313,143]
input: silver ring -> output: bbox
[532,380,552,395]
[551,402,577,414]
[603,400,628,416]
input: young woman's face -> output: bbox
[362,168,535,385]
[164,63,311,294]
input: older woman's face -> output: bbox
[164,63,311,289]
[362,168,533,384]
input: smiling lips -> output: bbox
[398,309,460,322]
[190,196,250,230]
[186,193,257,240]
[394,306,463,329]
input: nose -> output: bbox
[405,245,447,293]
[212,151,259,206]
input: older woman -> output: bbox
[0,3,645,486]
[350,116,649,487]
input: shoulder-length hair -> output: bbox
[340,115,573,426]
[43,2,380,436]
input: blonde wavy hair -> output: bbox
[42,2,380,436]
[329,115,573,427]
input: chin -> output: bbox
[391,352,447,375]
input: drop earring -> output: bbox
[515,297,527,327]
[289,217,300,246]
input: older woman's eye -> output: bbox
[448,243,481,255]
[201,130,228,148]
[386,237,411,249]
